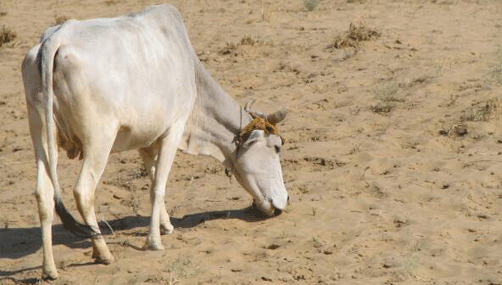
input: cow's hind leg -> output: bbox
[24,46,59,280]
[73,127,117,264]
[144,122,185,250]
[139,147,174,235]
[28,105,59,280]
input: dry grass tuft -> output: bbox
[327,22,380,50]
[54,15,70,25]
[219,35,260,55]
[220,42,237,55]
[239,35,258,45]
[369,79,406,115]
[0,26,16,47]
[163,256,201,280]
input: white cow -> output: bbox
[21,4,288,280]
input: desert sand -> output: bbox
[1,0,502,284]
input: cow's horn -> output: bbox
[244,99,255,112]
[267,108,287,125]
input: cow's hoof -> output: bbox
[144,243,164,251]
[94,255,115,265]
[42,269,58,281]
[92,251,115,265]
[160,223,174,235]
[144,238,164,250]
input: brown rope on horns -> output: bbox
[233,115,281,146]
[233,98,286,147]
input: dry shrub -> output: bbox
[54,15,70,25]
[220,35,260,55]
[275,62,300,74]
[327,22,380,50]
[460,98,500,122]
[239,35,257,45]
[220,42,237,55]
[439,124,468,137]
[0,26,16,47]
[369,104,393,114]
[369,81,403,115]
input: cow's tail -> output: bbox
[40,36,98,238]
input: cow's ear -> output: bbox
[266,108,287,125]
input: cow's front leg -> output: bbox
[139,147,174,236]
[144,124,184,250]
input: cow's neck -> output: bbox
[179,60,252,167]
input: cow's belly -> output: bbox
[112,126,162,152]
[109,95,194,152]
[109,106,182,152]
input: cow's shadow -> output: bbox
[0,205,269,265]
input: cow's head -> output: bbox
[229,102,288,217]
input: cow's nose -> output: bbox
[274,208,283,216]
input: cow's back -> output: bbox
[43,4,198,152]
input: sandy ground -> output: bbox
[1,0,502,284]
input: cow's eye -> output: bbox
[274,145,281,154]
[245,139,258,148]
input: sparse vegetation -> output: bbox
[220,42,237,55]
[370,81,403,114]
[439,124,468,137]
[374,82,400,103]
[239,34,257,45]
[104,0,119,5]
[219,35,261,55]
[163,256,200,281]
[0,26,16,47]
[489,49,502,85]
[303,0,320,11]
[489,66,502,85]
[460,98,500,122]
[128,190,141,215]
[312,207,317,216]
[401,253,421,280]
[259,1,270,22]
[327,22,380,50]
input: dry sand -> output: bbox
[1,0,502,284]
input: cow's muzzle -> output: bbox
[252,197,285,217]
